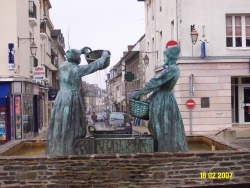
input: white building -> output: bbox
[138,0,250,133]
[0,0,60,141]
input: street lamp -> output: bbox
[142,51,157,67]
[18,37,38,57]
[190,25,199,45]
[143,54,149,67]
[30,41,38,57]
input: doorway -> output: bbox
[231,77,250,125]
[242,86,250,123]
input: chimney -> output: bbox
[127,45,134,51]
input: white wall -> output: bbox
[140,0,250,132]
[0,0,18,76]
[178,0,250,58]
[0,0,41,78]
[143,0,250,65]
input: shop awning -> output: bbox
[0,82,11,105]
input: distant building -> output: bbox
[107,36,146,114]
[82,82,107,114]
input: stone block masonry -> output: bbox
[0,151,250,187]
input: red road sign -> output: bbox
[186,99,195,109]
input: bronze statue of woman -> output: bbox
[132,41,188,152]
[46,48,110,155]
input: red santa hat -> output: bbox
[166,40,178,49]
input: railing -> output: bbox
[40,19,46,33]
[28,1,37,19]
[51,54,58,67]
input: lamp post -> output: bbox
[190,25,199,57]
[30,41,38,57]
[18,37,37,57]
[142,51,158,67]
[143,54,149,67]
[190,25,199,45]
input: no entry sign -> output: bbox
[186,99,195,109]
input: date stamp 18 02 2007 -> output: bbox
[200,172,233,179]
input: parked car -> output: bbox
[108,112,132,134]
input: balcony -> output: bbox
[28,1,38,27]
[40,20,47,40]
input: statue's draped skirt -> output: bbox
[46,89,85,155]
[148,90,188,152]
[135,64,188,152]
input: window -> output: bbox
[110,113,125,120]
[47,39,51,55]
[201,97,210,108]
[33,58,38,67]
[246,16,250,46]
[226,15,250,48]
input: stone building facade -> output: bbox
[138,0,250,133]
[0,0,64,142]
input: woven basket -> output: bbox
[129,99,149,120]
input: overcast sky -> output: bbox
[50,0,145,89]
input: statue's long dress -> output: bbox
[139,64,188,152]
[46,58,108,155]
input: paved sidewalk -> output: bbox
[133,125,150,134]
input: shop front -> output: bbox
[0,78,52,141]
[0,82,11,142]
[12,81,39,139]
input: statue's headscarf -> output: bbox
[164,45,180,65]
[66,49,81,64]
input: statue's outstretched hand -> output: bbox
[101,50,110,59]
[132,93,140,100]
[81,47,92,55]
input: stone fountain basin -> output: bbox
[0,134,236,156]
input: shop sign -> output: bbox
[201,41,206,59]
[8,43,15,70]
[14,96,22,139]
[48,89,58,101]
[33,66,45,81]
[0,106,7,141]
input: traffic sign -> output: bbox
[186,99,195,109]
